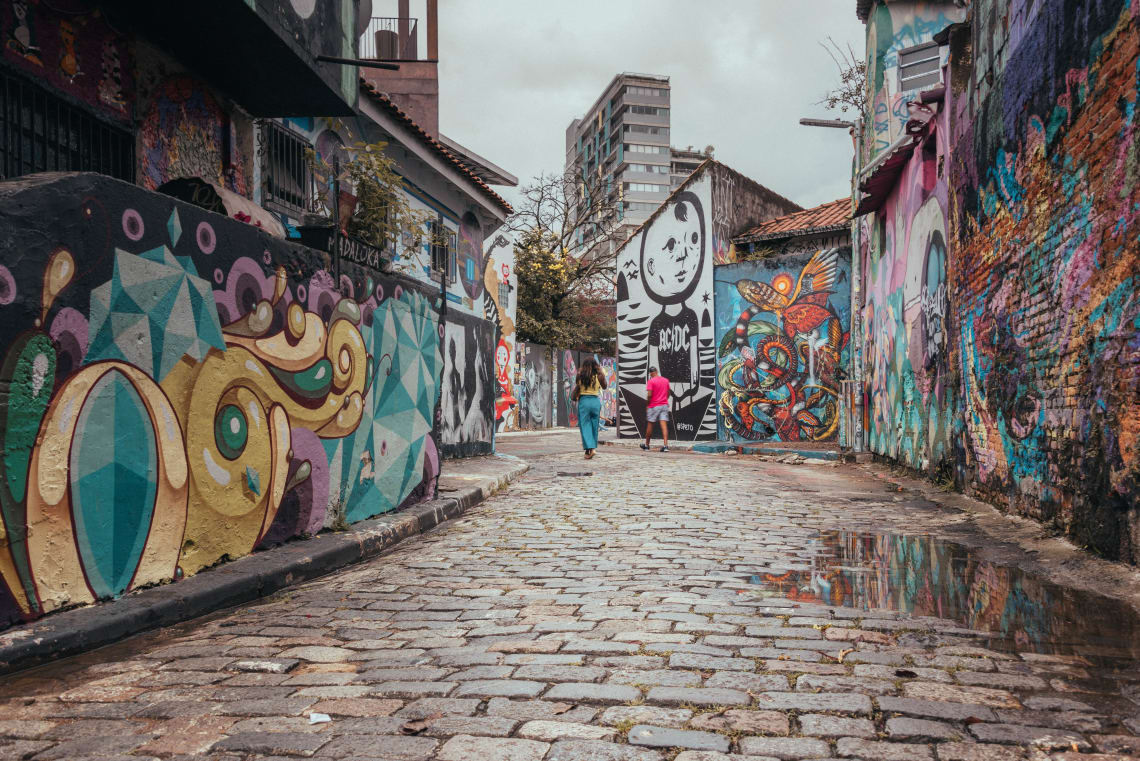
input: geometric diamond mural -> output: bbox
[326,289,441,523]
[86,247,226,380]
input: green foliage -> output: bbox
[306,118,434,274]
[514,228,615,354]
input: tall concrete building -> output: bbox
[566,73,710,249]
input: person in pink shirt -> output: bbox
[641,366,671,452]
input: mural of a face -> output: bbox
[495,342,509,376]
[640,191,705,306]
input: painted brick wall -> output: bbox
[947,0,1140,562]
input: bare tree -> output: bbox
[505,168,627,299]
[818,37,867,115]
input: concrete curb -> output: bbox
[0,457,529,677]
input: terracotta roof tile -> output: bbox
[358,79,513,216]
[733,198,850,243]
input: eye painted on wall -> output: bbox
[665,238,676,252]
[691,232,699,245]
[214,404,248,460]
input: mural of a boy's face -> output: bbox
[640,191,705,305]
[496,343,509,371]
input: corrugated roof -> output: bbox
[733,198,851,243]
[358,79,513,216]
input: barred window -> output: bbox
[259,120,312,216]
[1,68,134,181]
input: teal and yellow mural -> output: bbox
[0,174,456,627]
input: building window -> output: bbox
[430,218,446,273]
[499,281,510,310]
[0,69,134,181]
[624,201,659,213]
[627,163,668,174]
[259,120,312,216]
[898,42,941,92]
[624,182,667,193]
[624,124,668,137]
[625,85,664,97]
[627,105,668,117]
[625,143,667,154]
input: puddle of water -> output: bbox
[748,530,1140,660]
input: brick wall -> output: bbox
[947,0,1140,562]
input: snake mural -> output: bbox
[0,174,449,628]
[713,248,851,442]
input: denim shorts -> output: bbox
[646,404,670,422]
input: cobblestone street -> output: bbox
[2,431,1140,761]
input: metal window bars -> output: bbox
[0,67,134,182]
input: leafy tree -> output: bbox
[513,227,616,354]
[508,169,624,353]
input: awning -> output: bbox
[158,178,287,239]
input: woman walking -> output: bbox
[573,357,607,459]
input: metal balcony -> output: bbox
[360,17,420,60]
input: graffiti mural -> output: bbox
[714,249,851,442]
[141,76,249,196]
[556,350,579,428]
[439,313,494,458]
[616,179,717,441]
[863,2,965,158]
[483,234,518,432]
[946,0,1140,560]
[1,0,133,123]
[518,342,552,430]
[862,114,955,471]
[599,356,618,424]
[0,174,456,628]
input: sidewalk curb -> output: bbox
[0,457,529,677]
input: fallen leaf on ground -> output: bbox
[894,669,918,678]
[400,713,442,735]
[551,702,577,715]
[836,648,855,663]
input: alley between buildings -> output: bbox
[2,432,1139,761]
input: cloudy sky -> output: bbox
[413,1,865,212]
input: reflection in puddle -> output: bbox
[749,530,1140,659]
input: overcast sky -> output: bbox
[413,1,865,212]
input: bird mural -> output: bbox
[716,249,850,442]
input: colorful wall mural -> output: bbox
[0,173,479,628]
[483,234,518,432]
[714,249,851,442]
[1,0,133,124]
[857,0,1140,563]
[556,349,579,428]
[862,105,955,472]
[616,176,718,441]
[864,1,966,159]
[946,0,1140,561]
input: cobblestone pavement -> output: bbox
[3,431,1140,761]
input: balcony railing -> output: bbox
[359,17,419,60]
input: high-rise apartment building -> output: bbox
[670,146,712,188]
[564,73,674,246]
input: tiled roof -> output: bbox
[733,198,850,243]
[359,79,513,216]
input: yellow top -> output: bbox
[578,376,603,396]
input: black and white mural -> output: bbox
[440,312,495,457]
[616,179,718,440]
[519,342,552,429]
